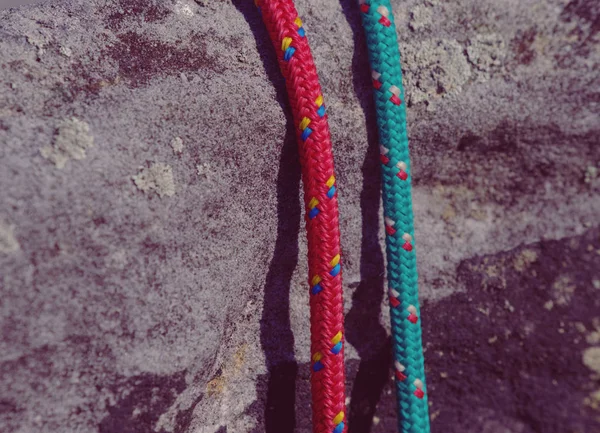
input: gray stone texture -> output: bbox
[0,0,599,432]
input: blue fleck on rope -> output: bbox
[357,1,431,432]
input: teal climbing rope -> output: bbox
[357,1,431,432]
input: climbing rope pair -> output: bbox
[256,1,430,432]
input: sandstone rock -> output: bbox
[1,0,598,432]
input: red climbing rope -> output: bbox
[256,1,347,432]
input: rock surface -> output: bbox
[0,0,599,432]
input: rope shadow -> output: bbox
[339,1,392,432]
[232,2,300,432]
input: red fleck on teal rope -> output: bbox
[256,1,347,432]
[358,1,431,432]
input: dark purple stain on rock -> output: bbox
[98,371,187,433]
[106,32,220,88]
[557,0,600,65]
[511,28,537,66]
[457,131,484,152]
[422,227,600,433]
[457,120,518,154]
[419,123,599,208]
[0,400,20,414]
[561,0,600,35]
[0,400,23,433]
[52,59,114,104]
[106,0,171,30]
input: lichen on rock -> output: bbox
[409,5,432,32]
[583,347,600,375]
[466,33,506,73]
[402,39,471,104]
[132,163,176,198]
[40,117,94,169]
[0,220,20,253]
[170,136,184,154]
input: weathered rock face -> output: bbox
[0,0,598,432]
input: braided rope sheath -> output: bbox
[357,1,431,432]
[256,1,347,432]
